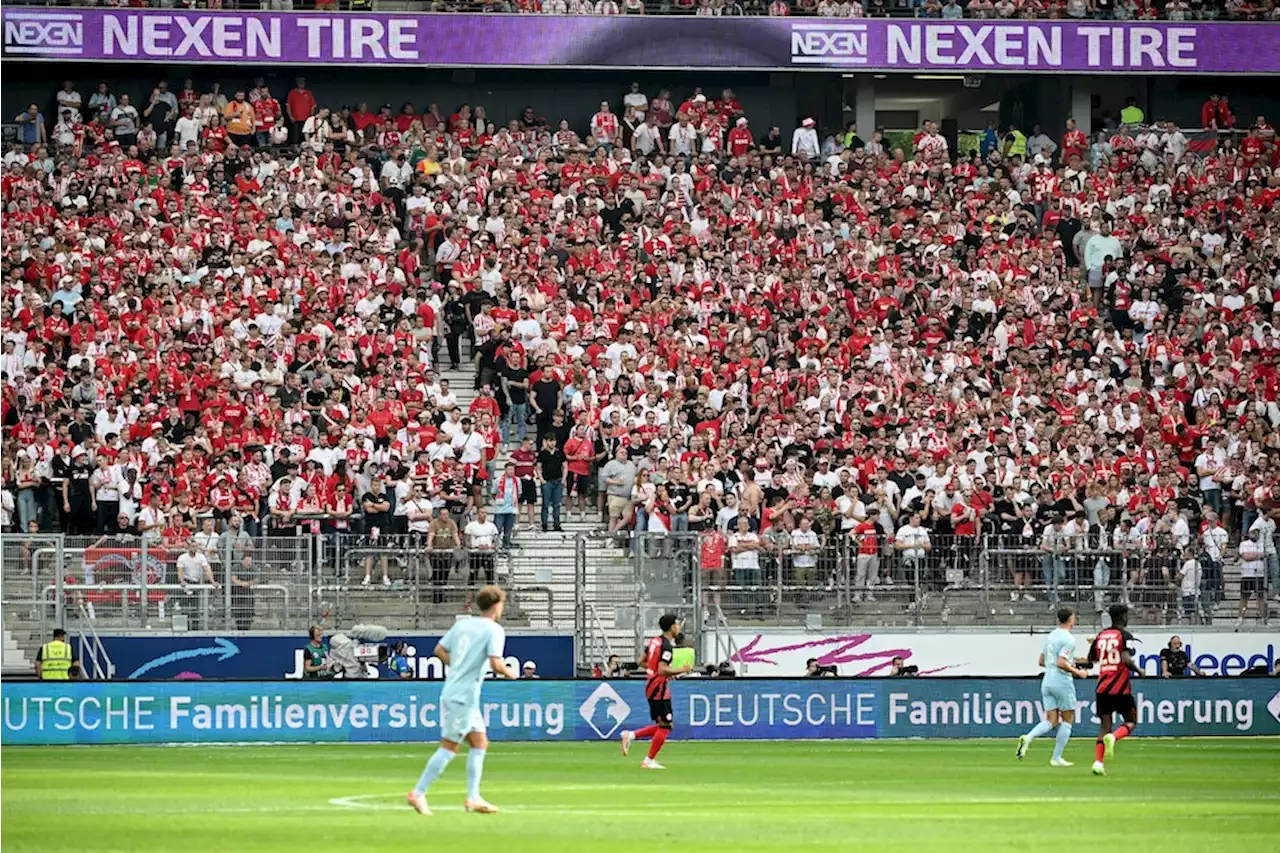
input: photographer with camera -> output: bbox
[805,658,838,678]
[889,656,920,677]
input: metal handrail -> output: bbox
[41,583,292,630]
[75,601,114,680]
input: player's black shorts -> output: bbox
[567,472,591,496]
[1096,692,1137,719]
[648,698,673,727]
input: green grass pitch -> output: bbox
[3,739,1278,852]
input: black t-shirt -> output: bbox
[277,387,302,409]
[667,483,692,513]
[441,478,468,512]
[69,421,95,445]
[533,378,561,415]
[992,499,1017,534]
[501,364,529,404]
[1161,647,1191,676]
[361,491,391,531]
[305,388,328,409]
[67,463,93,499]
[538,448,566,481]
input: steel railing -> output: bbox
[3,530,1273,677]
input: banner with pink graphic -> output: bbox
[709,631,1280,677]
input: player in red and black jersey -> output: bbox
[619,614,692,769]
[1087,604,1142,776]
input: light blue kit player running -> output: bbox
[1016,606,1091,767]
[407,585,517,816]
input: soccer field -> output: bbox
[3,740,1278,852]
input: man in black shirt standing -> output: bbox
[499,350,530,446]
[531,366,562,441]
[360,476,392,586]
[61,450,95,535]
[537,434,567,532]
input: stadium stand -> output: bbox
[2,63,1279,670]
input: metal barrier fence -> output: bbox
[2,529,1274,676]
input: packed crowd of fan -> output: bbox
[20,0,1280,22]
[3,74,1279,619]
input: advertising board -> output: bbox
[4,11,1278,74]
[4,677,1278,746]
[90,634,574,680]
[704,631,1280,678]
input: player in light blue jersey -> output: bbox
[407,585,516,816]
[1016,606,1091,767]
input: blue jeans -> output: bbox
[1202,488,1223,515]
[1042,555,1065,602]
[540,482,563,530]
[17,490,38,532]
[502,402,528,444]
[494,511,515,549]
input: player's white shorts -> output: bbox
[1041,682,1078,712]
[441,699,486,743]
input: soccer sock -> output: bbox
[634,725,659,740]
[466,749,486,802]
[1052,722,1073,761]
[647,727,670,760]
[1095,741,1106,762]
[413,747,455,795]
[1114,724,1133,741]
[1026,719,1054,743]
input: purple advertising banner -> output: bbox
[3,10,1280,73]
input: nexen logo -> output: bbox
[790,23,868,65]
[4,12,84,55]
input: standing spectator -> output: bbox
[107,94,139,148]
[86,82,115,118]
[14,104,46,146]
[789,514,821,592]
[426,510,461,604]
[1026,124,1058,162]
[286,77,316,145]
[1202,510,1229,605]
[728,516,763,616]
[791,117,819,159]
[360,476,393,587]
[590,101,620,149]
[230,554,258,632]
[1247,511,1278,603]
[537,434,567,533]
[491,462,519,550]
[895,512,932,590]
[142,82,178,148]
[464,506,499,589]
[668,113,698,157]
[563,424,595,523]
[853,508,881,602]
[1174,547,1205,624]
[223,89,255,147]
[55,80,82,122]
[1238,527,1268,627]
[602,446,637,534]
[252,86,283,147]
